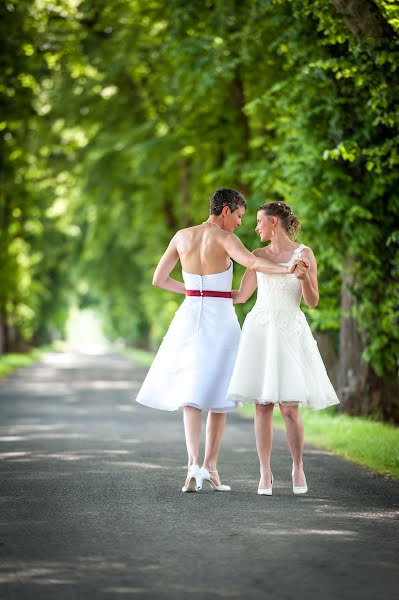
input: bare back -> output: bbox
[175,223,231,275]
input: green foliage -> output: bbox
[0,1,80,348]
[1,1,398,403]
[240,403,399,479]
[0,347,49,378]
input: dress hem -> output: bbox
[136,398,237,413]
[227,393,340,411]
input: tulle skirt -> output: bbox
[227,307,340,410]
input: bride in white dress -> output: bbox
[136,190,305,493]
[227,201,339,496]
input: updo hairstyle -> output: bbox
[210,188,247,215]
[258,201,301,240]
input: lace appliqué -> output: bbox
[250,307,305,337]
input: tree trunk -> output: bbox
[338,256,371,412]
[338,255,399,422]
[331,0,396,45]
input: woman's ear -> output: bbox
[221,205,230,217]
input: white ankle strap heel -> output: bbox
[199,467,231,492]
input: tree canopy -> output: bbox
[1,0,398,420]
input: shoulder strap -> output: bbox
[293,244,303,258]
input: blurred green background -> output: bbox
[1,0,398,422]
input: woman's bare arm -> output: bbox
[232,268,258,304]
[152,236,186,294]
[223,233,291,274]
[294,248,319,308]
[232,249,261,304]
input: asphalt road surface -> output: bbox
[0,351,398,600]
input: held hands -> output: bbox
[287,259,309,274]
[292,259,310,280]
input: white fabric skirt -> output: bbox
[136,296,241,412]
[227,307,340,410]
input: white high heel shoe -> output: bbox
[181,464,201,493]
[199,467,231,492]
[257,472,273,496]
[292,467,308,494]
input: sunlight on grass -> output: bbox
[239,405,399,479]
[0,348,49,379]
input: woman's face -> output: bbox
[255,210,274,242]
[222,206,246,232]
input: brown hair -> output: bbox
[258,201,301,240]
[210,188,247,215]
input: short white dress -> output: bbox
[227,244,340,410]
[136,262,240,412]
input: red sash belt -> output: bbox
[185,290,232,298]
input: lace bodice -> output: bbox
[252,244,307,317]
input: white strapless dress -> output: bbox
[227,245,340,410]
[136,262,240,412]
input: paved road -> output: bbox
[0,352,398,600]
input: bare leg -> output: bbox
[202,411,227,486]
[255,403,274,488]
[183,406,202,467]
[279,404,306,486]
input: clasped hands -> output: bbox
[289,258,310,280]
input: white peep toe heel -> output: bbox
[181,464,201,493]
[199,467,231,492]
[257,472,273,496]
[292,467,308,494]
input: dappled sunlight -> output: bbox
[82,380,133,390]
[118,404,136,412]
[5,380,135,394]
[0,557,128,585]
[3,424,66,433]
[250,527,358,538]
[0,452,29,460]
[314,509,399,522]
[0,449,144,463]
[0,433,94,442]
[109,461,169,469]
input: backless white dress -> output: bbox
[227,244,340,410]
[136,262,240,412]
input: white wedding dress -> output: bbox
[227,244,340,410]
[136,262,240,412]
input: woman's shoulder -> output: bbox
[297,244,316,263]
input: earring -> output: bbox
[272,227,275,237]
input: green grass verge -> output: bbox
[239,405,399,479]
[120,347,156,368]
[0,346,53,379]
